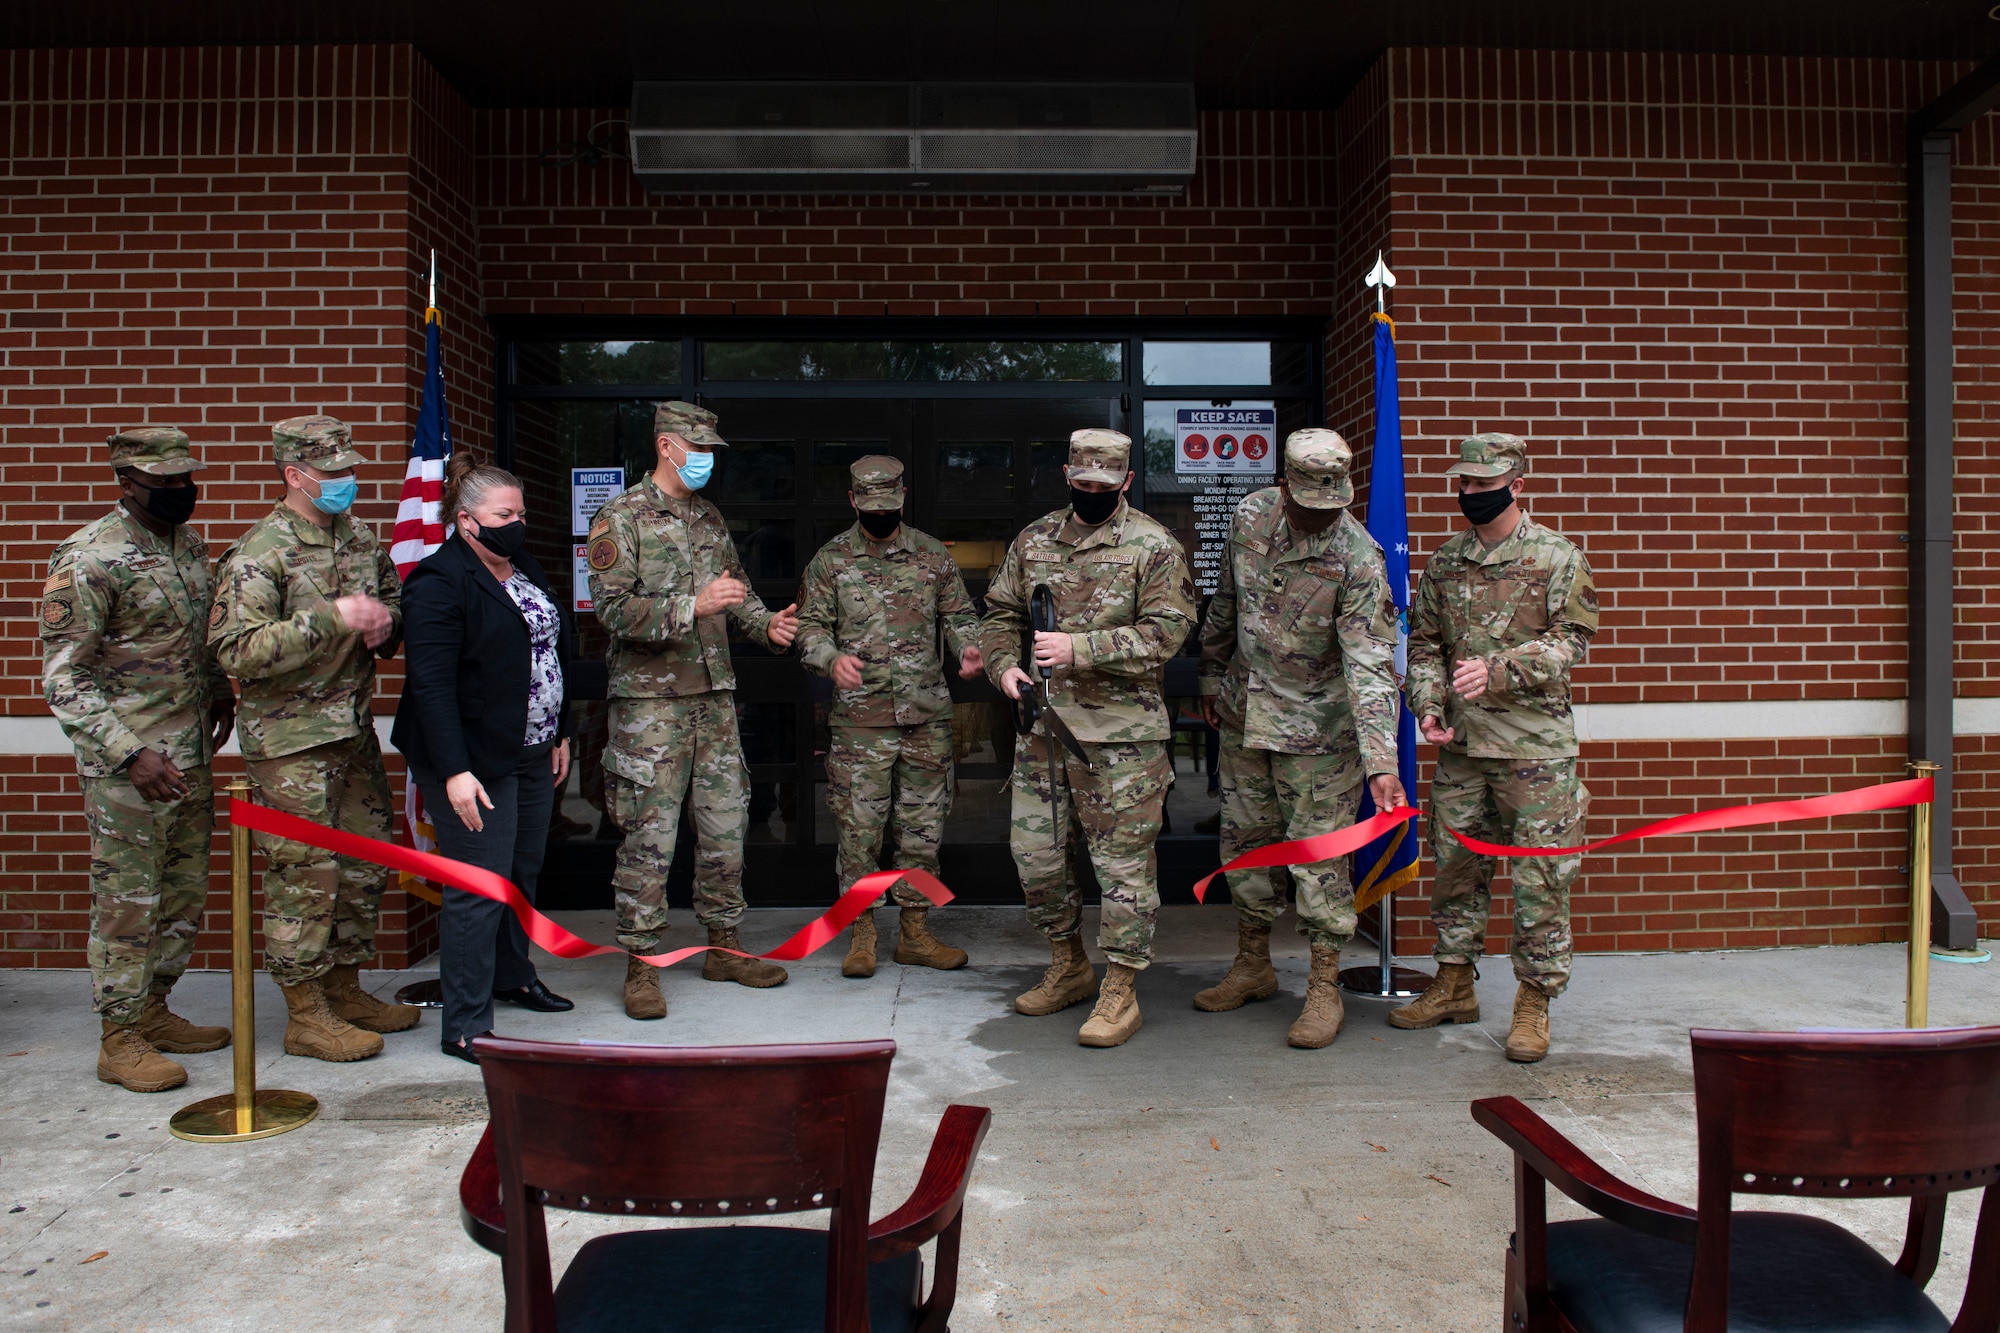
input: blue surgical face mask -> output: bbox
[675,446,714,492]
[308,473,358,515]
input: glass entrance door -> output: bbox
[499,328,1320,909]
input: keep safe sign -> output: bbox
[1174,406,1277,476]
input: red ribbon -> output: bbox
[1190,776,1934,901]
[228,797,951,967]
[1446,775,1934,858]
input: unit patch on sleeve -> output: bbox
[587,536,620,571]
[42,598,74,630]
[209,602,227,629]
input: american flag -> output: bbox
[394,297,452,903]
[390,303,452,576]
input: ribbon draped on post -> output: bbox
[1191,777,1935,903]
[227,798,950,968]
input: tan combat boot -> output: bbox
[1387,961,1481,1030]
[1287,945,1346,1049]
[322,963,421,1033]
[1014,935,1097,1016]
[1504,983,1551,1063]
[842,911,878,979]
[702,926,789,987]
[97,1020,187,1093]
[1193,919,1278,1011]
[1077,962,1143,1048]
[280,978,383,1062]
[624,954,667,1020]
[893,906,968,970]
[135,992,229,1053]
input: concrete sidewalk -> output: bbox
[2,908,1995,1332]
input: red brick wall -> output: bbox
[0,44,459,968]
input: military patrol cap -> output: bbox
[1066,428,1131,485]
[655,400,727,450]
[1444,431,1528,480]
[849,455,906,511]
[272,415,366,471]
[107,426,205,477]
[1282,429,1353,510]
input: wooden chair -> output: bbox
[457,1036,993,1333]
[1474,1025,2000,1333]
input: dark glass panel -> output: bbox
[514,340,683,386]
[704,340,1121,382]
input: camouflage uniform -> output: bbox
[1199,431,1401,949]
[587,402,783,952]
[980,432,1197,969]
[797,457,978,909]
[210,417,403,986]
[1406,434,1598,996]
[42,428,227,1025]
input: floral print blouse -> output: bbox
[502,571,563,747]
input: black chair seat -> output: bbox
[1547,1212,1949,1333]
[553,1225,921,1333]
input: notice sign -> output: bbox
[572,546,595,614]
[571,467,624,537]
[1174,406,1277,477]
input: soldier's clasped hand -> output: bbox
[767,602,799,650]
[831,654,865,690]
[1419,714,1455,745]
[1031,630,1074,670]
[997,666,1035,701]
[333,593,394,649]
[693,574,748,618]
[1450,656,1491,700]
[128,749,188,804]
[209,696,236,752]
[957,645,984,680]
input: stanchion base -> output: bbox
[168,1089,319,1143]
[1932,946,1992,965]
[1338,965,1432,999]
[394,979,445,1008]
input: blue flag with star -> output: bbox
[1353,312,1421,910]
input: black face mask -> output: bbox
[133,479,198,526]
[1068,485,1122,526]
[472,520,528,558]
[1458,484,1516,528]
[1283,492,1339,535]
[857,509,902,540]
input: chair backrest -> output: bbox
[477,1036,896,1333]
[1691,1026,2000,1199]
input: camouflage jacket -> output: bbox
[41,507,230,778]
[210,502,403,762]
[980,498,1197,744]
[586,474,780,699]
[1198,489,1400,782]
[1406,514,1598,760]
[796,522,979,728]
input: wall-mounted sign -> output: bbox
[572,546,595,614]
[571,467,624,537]
[1173,406,1276,476]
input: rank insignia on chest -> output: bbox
[587,536,620,571]
[43,598,73,630]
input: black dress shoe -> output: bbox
[493,978,574,1013]
[442,1033,487,1065]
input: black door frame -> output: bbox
[492,317,1325,908]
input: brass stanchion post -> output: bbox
[170,779,319,1142]
[1906,761,1941,1030]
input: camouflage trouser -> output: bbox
[1218,730,1362,949]
[82,765,214,1024]
[603,691,747,951]
[1428,749,1588,996]
[826,720,953,910]
[245,732,394,985]
[1010,729,1171,970]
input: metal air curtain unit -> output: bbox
[628,82,1197,195]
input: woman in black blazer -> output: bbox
[391,450,576,1062]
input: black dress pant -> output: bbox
[414,741,556,1045]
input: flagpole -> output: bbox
[1340,253,1430,1000]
